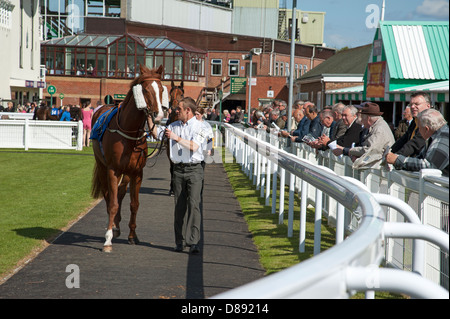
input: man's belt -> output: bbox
[174,162,201,168]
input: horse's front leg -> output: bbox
[128,172,143,245]
[103,169,120,253]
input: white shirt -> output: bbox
[158,117,206,164]
[198,120,214,152]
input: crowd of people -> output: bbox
[221,92,448,176]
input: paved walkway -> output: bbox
[0,154,265,299]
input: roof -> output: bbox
[379,21,449,80]
[41,33,206,53]
[297,44,372,81]
[326,85,364,94]
[390,80,449,93]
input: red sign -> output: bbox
[366,61,386,98]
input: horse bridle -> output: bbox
[113,76,163,140]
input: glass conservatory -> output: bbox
[41,33,206,81]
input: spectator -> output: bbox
[27,102,37,114]
[309,110,336,150]
[82,103,94,147]
[266,108,285,133]
[209,108,218,121]
[304,103,323,139]
[289,100,304,130]
[229,109,237,123]
[332,102,348,140]
[333,103,395,170]
[4,102,15,112]
[223,109,230,122]
[394,106,413,140]
[386,109,448,176]
[329,105,364,148]
[391,92,431,157]
[60,106,71,121]
[289,108,310,142]
[235,106,245,123]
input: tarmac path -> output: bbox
[0,154,265,299]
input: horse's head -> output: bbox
[131,64,167,121]
[170,80,184,109]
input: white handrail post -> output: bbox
[279,167,285,221]
[271,162,278,214]
[24,118,30,151]
[260,154,266,198]
[265,159,271,206]
[77,120,83,150]
[299,179,308,252]
[336,203,345,244]
[314,188,323,255]
[287,172,295,234]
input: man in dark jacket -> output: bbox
[304,103,323,140]
[391,92,431,157]
[321,105,362,150]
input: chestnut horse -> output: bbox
[169,81,184,109]
[91,65,165,252]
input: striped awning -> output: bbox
[390,80,449,93]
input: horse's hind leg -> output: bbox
[103,169,120,253]
[128,173,142,245]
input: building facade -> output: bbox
[0,0,43,108]
[42,15,335,110]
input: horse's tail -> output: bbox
[91,161,106,199]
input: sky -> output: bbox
[280,0,449,49]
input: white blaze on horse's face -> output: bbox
[151,81,164,121]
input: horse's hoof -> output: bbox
[128,237,140,245]
[103,245,113,253]
[113,228,121,238]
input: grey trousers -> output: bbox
[173,164,204,246]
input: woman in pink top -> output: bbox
[82,102,94,147]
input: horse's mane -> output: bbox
[122,65,163,113]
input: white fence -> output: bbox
[213,124,449,299]
[0,119,83,151]
[0,112,34,120]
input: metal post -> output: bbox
[287,0,297,132]
[247,54,253,124]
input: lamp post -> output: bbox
[247,52,253,124]
[287,0,297,132]
[243,48,262,125]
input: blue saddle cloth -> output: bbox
[90,107,119,141]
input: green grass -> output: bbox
[223,149,335,275]
[0,148,97,280]
[222,147,405,299]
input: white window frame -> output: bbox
[228,59,240,77]
[211,59,222,76]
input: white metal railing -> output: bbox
[212,124,449,299]
[0,112,34,120]
[0,119,83,151]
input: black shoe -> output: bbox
[189,244,200,254]
[175,244,184,252]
